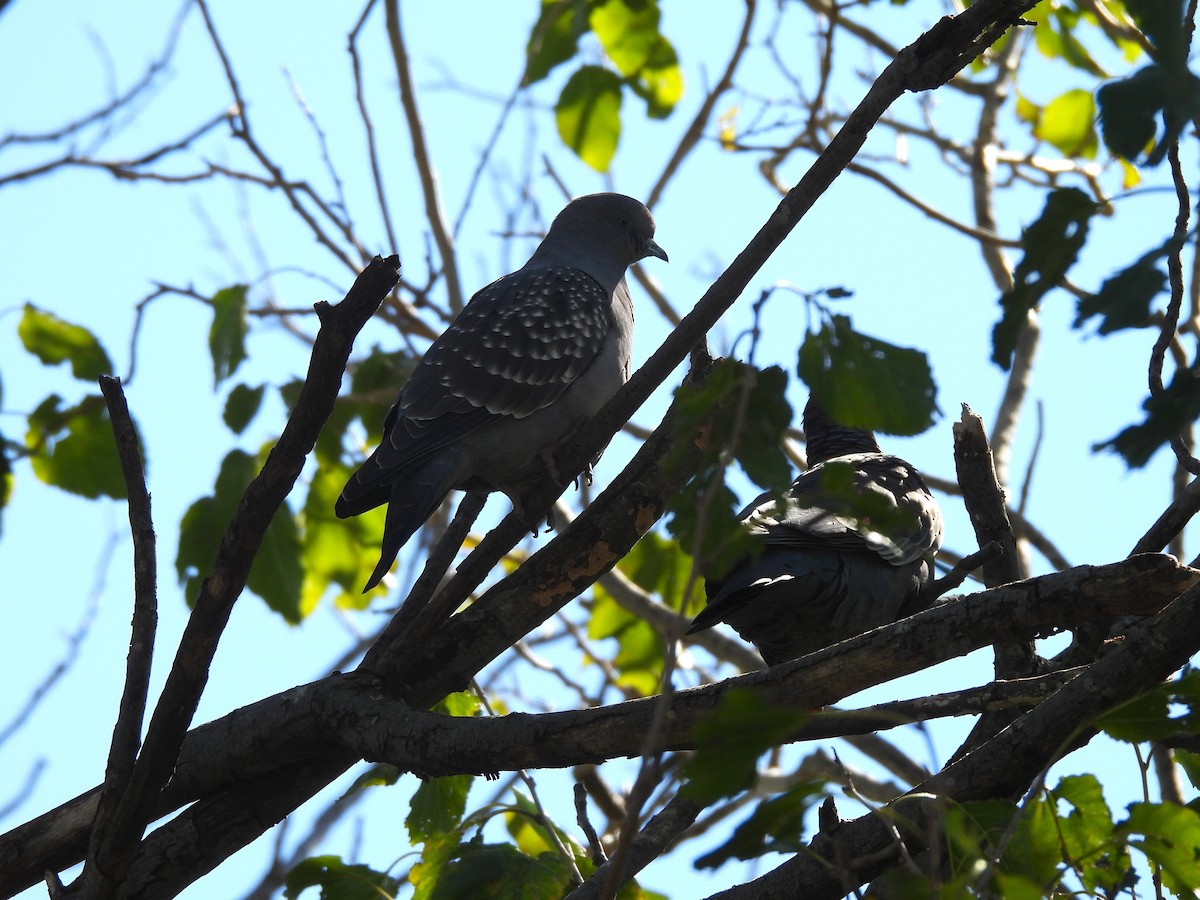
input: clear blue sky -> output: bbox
[0,1,1189,897]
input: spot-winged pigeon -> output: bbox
[338,193,667,591]
[687,397,943,665]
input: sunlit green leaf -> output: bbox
[799,315,937,434]
[1004,794,1065,887]
[1015,91,1040,125]
[504,790,585,863]
[613,530,697,612]
[18,304,113,381]
[407,775,473,845]
[26,394,129,499]
[223,383,266,434]
[0,377,10,535]
[555,65,623,172]
[523,0,588,86]
[993,188,1094,369]
[683,689,808,804]
[345,763,400,796]
[302,459,385,612]
[176,449,303,621]
[590,0,661,77]
[410,831,460,900]
[1035,88,1098,158]
[629,35,682,118]
[433,691,481,718]
[284,855,399,900]
[1118,802,1200,894]
[209,284,249,387]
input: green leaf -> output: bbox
[407,776,473,845]
[665,359,791,582]
[1097,366,1200,467]
[798,315,938,434]
[504,790,584,862]
[683,689,809,804]
[1098,670,1200,740]
[18,304,113,381]
[629,36,682,119]
[555,66,623,172]
[671,359,793,492]
[1097,65,1169,163]
[433,691,482,718]
[284,855,399,900]
[992,873,1052,900]
[587,586,665,696]
[992,188,1094,370]
[1118,801,1200,894]
[1051,774,1130,893]
[410,831,460,900]
[1005,794,1066,887]
[1034,89,1098,158]
[301,459,385,611]
[611,530,696,612]
[0,377,10,535]
[523,0,589,86]
[431,842,572,900]
[209,284,249,387]
[1178,750,1200,792]
[1015,91,1041,125]
[345,763,400,796]
[1074,243,1168,335]
[1030,5,1107,77]
[25,394,129,499]
[223,383,266,434]
[737,365,793,489]
[176,449,304,621]
[590,0,660,77]
[694,782,824,868]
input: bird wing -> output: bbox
[339,266,613,511]
[747,453,943,566]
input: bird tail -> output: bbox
[362,448,464,592]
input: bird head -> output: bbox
[537,193,667,291]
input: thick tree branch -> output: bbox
[706,575,1200,899]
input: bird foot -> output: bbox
[538,448,565,485]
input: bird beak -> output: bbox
[643,238,668,262]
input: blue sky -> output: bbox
[0,1,1191,897]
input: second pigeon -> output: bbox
[687,397,943,665]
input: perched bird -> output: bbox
[687,397,943,665]
[337,193,667,591]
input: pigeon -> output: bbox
[686,397,943,665]
[337,193,667,591]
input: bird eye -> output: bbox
[618,215,630,228]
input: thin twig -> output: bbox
[383,0,464,310]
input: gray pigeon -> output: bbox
[338,193,667,591]
[687,397,943,665]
